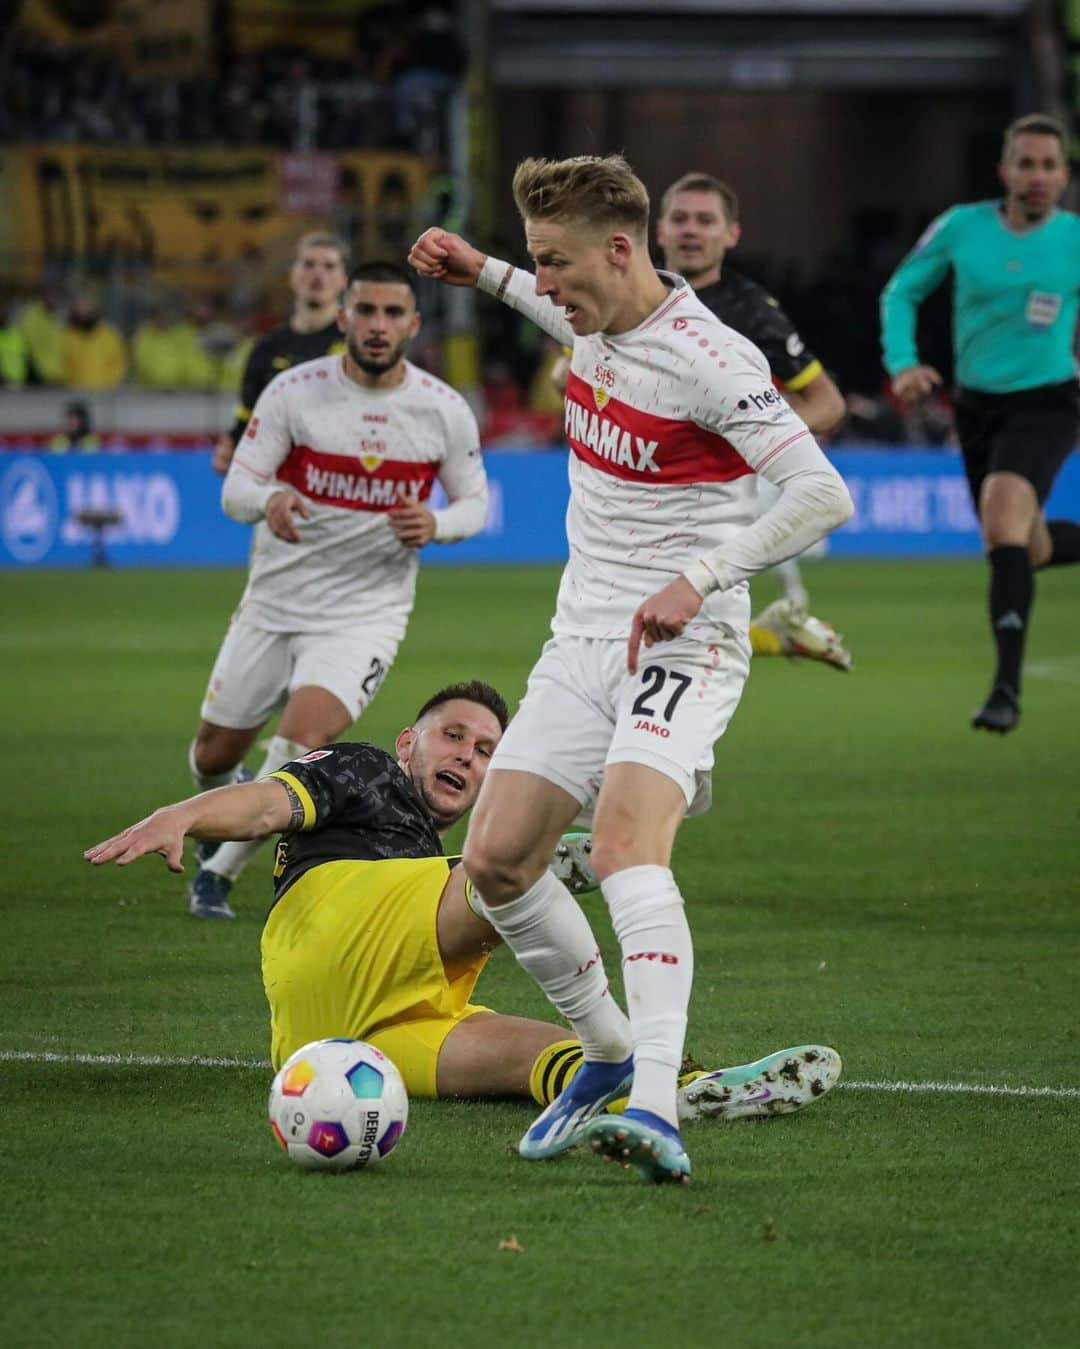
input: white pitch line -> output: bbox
[840,1078,1080,1100]
[1025,660,1080,686]
[2,1050,1079,1099]
[0,1049,270,1070]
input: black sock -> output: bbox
[1043,520,1080,567]
[987,545,1032,695]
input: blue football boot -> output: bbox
[584,1108,692,1184]
[518,1056,634,1160]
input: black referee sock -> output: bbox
[988,545,1033,695]
[1044,520,1080,568]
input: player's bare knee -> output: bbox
[462,837,539,904]
[589,836,638,881]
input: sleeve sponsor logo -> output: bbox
[299,749,334,762]
[739,387,785,413]
[785,333,805,357]
[244,417,260,439]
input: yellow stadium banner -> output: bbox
[0,151,23,279]
[15,0,211,81]
[230,0,390,58]
[3,146,429,289]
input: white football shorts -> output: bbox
[491,628,751,820]
[200,606,400,729]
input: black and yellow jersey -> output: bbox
[694,269,823,393]
[229,318,346,445]
[267,743,443,902]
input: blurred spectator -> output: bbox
[218,319,256,395]
[174,296,239,390]
[132,305,189,389]
[390,4,466,155]
[61,293,125,390]
[19,286,65,384]
[0,290,29,386]
[49,401,100,453]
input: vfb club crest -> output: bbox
[592,362,615,411]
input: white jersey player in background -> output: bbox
[409,155,852,1185]
[187,261,488,919]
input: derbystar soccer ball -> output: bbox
[268,1038,409,1171]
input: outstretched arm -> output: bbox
[409,228,575,346]
[84,779,297,873]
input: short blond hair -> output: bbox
[1001,114,1067,160]
[659,172,740,224]
[512,154,650,238]
[294,232,350,268]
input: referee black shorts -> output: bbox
[953,378,1080,507]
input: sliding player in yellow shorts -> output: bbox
[87,680,840,1123]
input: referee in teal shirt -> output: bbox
[881,114,1080,734]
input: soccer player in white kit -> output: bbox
[187,261,488,919]
[409,156,853,1184]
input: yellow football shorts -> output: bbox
[261,855,491,1096]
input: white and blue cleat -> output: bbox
[584,1108,691,1185]
[677,1044,842,1122]
[518,1055,634,1160]
[188,868,236,920]
[549,832,600,896]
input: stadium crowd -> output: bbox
[0,284,254,394]
[0,4,464,155]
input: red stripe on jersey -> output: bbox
[641,288,689,331]
[564,370,753,484]
[232,454,273,483]
[755,428,812,473]
[277,444,440,511]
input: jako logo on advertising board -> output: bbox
[1,458,182,564]
[61,471,181,547]
[1,457,59,562]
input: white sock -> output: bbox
[474,870,632,1061]
[203,735,309,883]
[603,865,693,1129]
[189,739,244,792]
[775,558,808,610]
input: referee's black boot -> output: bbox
[971,683,1021,735]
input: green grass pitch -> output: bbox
[2,560,1078,1348]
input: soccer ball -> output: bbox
[268,1038,409,1171]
